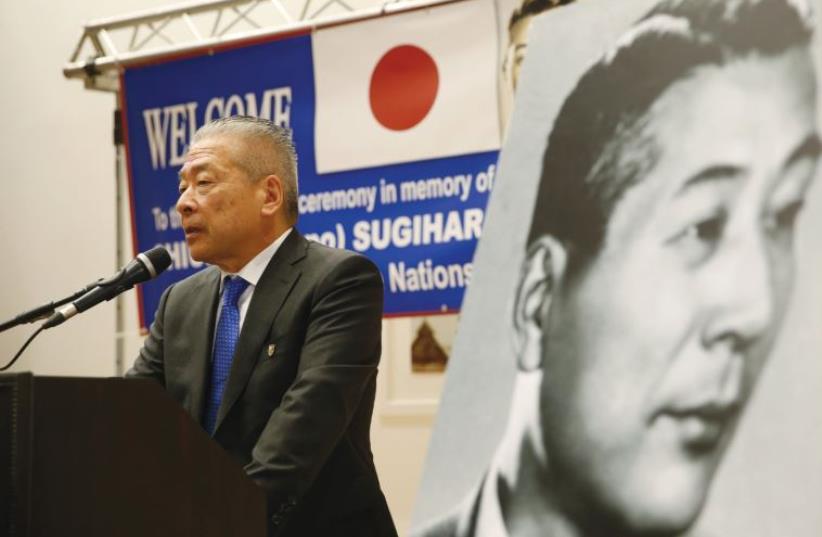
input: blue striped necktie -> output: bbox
[205,275,250,434]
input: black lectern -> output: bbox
[0,373,266,537]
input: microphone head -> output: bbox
[144,246,172,274]
[45,246,174,327]
[138,246,172,281]
[99,247,173,288]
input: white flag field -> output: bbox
[312,0,501,174]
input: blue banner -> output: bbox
[122,17,499,327]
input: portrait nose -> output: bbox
[704,234,775,350]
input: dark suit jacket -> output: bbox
[127,230,397,537]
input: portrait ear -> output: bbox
[512,235,567,372]
[261,174,284,217]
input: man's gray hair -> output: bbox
[193,116,299,223]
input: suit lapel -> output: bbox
[183,268,221,424]
[214,230,308,432]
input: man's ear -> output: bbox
[512,235,567,372]
[260,174,284,217]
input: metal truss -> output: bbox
[63,0,445,92]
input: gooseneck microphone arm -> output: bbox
[43,247,172,329]
[0,247,172,371]
[0,281,101,333]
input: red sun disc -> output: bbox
[369,45,439,131]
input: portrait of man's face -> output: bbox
[504,15,532,92]
[535,47,820,534]
[502,1,575,97]
[412,2,822,536]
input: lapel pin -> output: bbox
[267,344,277,358]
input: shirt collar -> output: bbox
[219,227,293,290]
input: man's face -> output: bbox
[177,134,268,272]
[538,49,819,534]
[504,16,533,92]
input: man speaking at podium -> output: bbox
[127,116,397,537]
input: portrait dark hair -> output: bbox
[527,0,814,269]
[508,0,575,32]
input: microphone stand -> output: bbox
[1,249,168,370]
[0,280,102,334]
[0,275,125,371]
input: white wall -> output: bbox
[1,0,141,377]
[0,1,440,534]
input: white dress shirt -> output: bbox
[215,227,293,331]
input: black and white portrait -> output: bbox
[412,0,822,536]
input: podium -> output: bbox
[0,373,266,537]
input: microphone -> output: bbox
[0,282,98,333]
[43,247,172,329]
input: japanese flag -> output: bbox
[312,0,500,174]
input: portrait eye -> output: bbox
[669,211,727,266]
[690,214,725,242]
